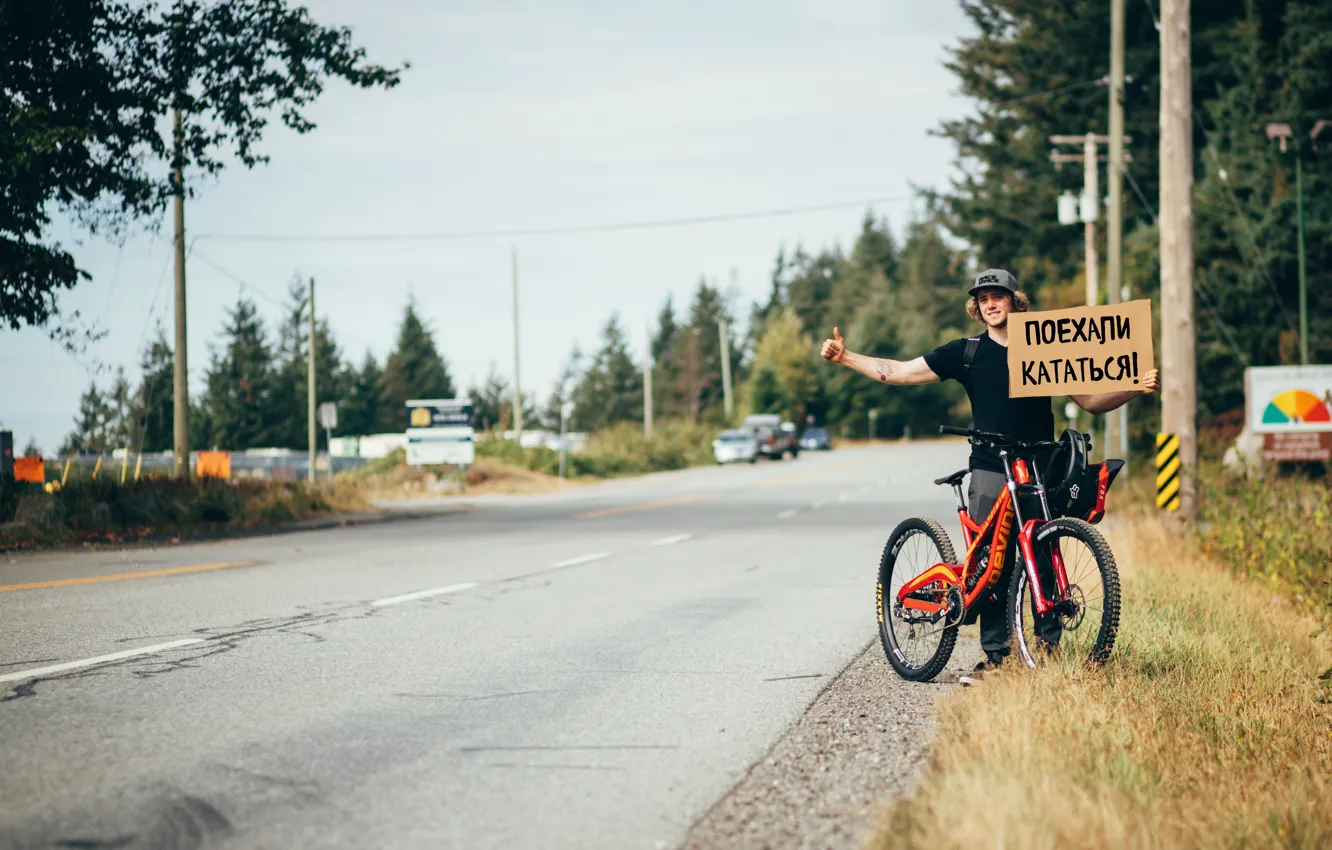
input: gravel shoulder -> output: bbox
[681,629,981,850]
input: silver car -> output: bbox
[712,429,759,464]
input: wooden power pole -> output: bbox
[511,247,523,439]
[1160,0,1197,516]
[1107,0,1127,462]
[718,318,733,419]
[307,277,317,484]
[644,321,654,438]
[171,106,189,479]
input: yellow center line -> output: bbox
[0,560,259,593]
[578,494,712,519]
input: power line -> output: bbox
[192,194,913,244]
[1123,167,1156,223]
[191,249,381,353]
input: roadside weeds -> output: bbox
[872,507,1332,849]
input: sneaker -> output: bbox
[959,657,1003,687]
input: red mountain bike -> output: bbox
[876,426,1122,681]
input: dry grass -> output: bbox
[873,505,1332,850]
[343,457,584,502]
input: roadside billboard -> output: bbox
[405,399,475,466]
[1006,300,1155,398]
[1245,365,1332,462]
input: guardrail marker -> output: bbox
[1156,432,1181,511]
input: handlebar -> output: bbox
[938,425,1062,453]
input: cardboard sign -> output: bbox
[1007,300,1155,398]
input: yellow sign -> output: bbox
[1155,433,1180,511]
[410,407,432,427]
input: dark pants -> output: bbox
[967,469,1063,661]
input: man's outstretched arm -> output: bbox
[819,327,940,386]
[1071,369,1160,413]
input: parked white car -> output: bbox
[712,429,759,464]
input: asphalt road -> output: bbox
[0,441,969,850]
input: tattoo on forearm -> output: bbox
[876,361,893,383]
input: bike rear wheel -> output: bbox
[1008,517,1121,669]
[877,517,959,682]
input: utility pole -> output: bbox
[1108,0,1128,461]
[511,246,523,439]
[1160,0,1197,517]
[718,318,733,419]
[307,277,317,484]
[1053,131,1131,461]
[1052,134,1110,307]
[171,106,189,479]
[1265,120,1327,365]
[687,328,701,423]
[644,321,654,437]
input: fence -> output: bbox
[33,450,368,483]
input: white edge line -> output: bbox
[553,552,611,568]
[812,499,829,509]
[371,582,477,608]
[0,638,206,685]
[651,534,693,546]
[777,509,798,519]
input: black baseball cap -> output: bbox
[967,268,1019,297]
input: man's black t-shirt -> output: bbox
[923,334,1055,473]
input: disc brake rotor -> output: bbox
[1060,583,1086,631]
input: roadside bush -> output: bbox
[473,418,716,480]
[1199,468,1332,620]
[1,475,365,549]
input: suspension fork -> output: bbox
[1008,453,1068,616]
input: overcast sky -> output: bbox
[1,0,974,452]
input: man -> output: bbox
[819,268,1158,684]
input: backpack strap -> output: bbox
[961,335,982,377]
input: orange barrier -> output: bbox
[14,456,44,483]
[196,451,232,479]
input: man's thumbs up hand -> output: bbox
[820,326,846,363]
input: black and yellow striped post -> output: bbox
[1156,432,1181,511]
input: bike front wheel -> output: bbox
[877,517,959,682]
[1008,517,1121,669]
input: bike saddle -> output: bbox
[933,469,969,487]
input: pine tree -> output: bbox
[22,436,41,458]
[136,325,176,452]
[339,352,383,436]
[198,296,277,449]
[745,308,817,425]
[104,366,134,449]
[59,380,112,455]
[269,277,345,448]
[748,366,784,416]
[542,345,584,431]
[669,280,740,423]
[468,365,511,432]
[571,315,643,431]
[378,298,455,432]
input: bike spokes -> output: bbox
[880,521,958,679]
[1009,519,1120,670]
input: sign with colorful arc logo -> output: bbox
[1261,389,1331,425]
